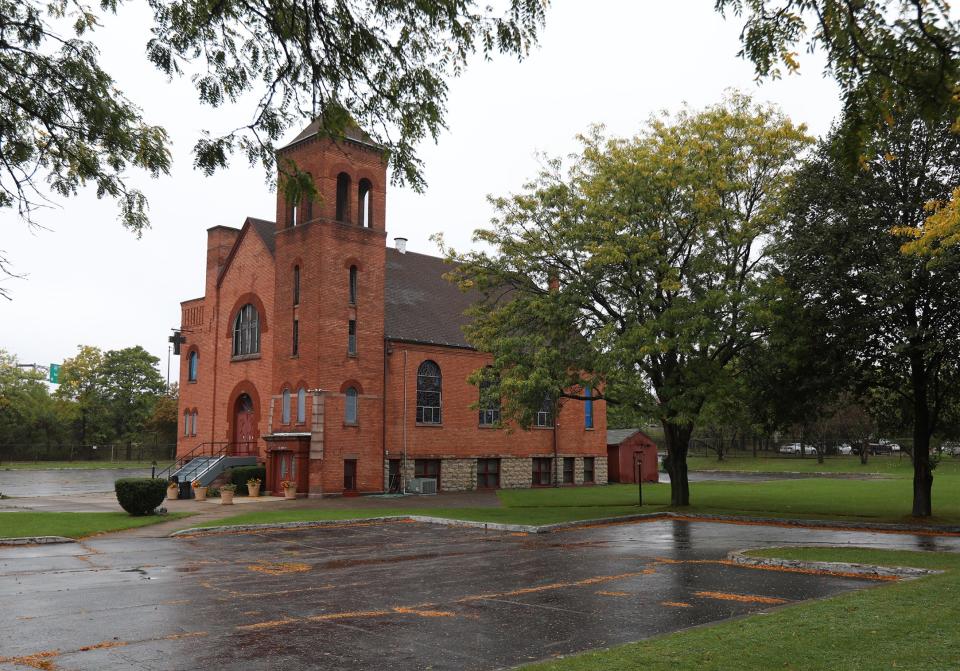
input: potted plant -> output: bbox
[281,480,297,499]
[220,483,236,505]
[166,479,179,500]
[247,478,262,498]
[192,479,208,501]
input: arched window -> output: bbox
[478,368,500,426]
[349,265,358,304]
[296,388,306,424]
[281,388,291,424]
[345,387,358,424]
[191,411,198,436]
[416,360,442,424]
[183,411,190,436]
[302,174,313,222]
[232,304,260,356]
[358,179,372,228]
[187,351,199,382]
[293,265,300,306]
[335,172,351,222]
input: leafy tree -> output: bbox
[0,350,53,449]
[716,0,960,257]
[146,382,179,447]
[96,346,166,457]
[0,0,545,297]
[779,103,960,516]
[716,1,959,132]
[446,94,811,505]
[56,345,105,445]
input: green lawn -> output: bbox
[0,461,172,471]
[200,474,960,529]
[0,512,191,538]
[686,453,960,475]
[527,547,960,670]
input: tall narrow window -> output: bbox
[336,172,351,222]
[349,265,358,304]
[183,411,190,436]
[232,304,260,356]
[292,319,299,356]
[416,360,442,424]
[282,388,291,424]
[348,320,357,355]
[535,395,554,428]
[563,457,574,484]
[345,387,358,424]
[296,388,306,424]
[287,202,297,227]
[191,411,198,437]
[293,265,300,305]
[187,351,199,382]
[479,368,500,426]
[301,179,313,222]
[584,387,594,429]
[358,179,372,227]
[583,457,595,483]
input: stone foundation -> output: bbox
[386,455,605,491]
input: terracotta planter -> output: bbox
[221,490,235,505]
[248,483,261,498]
[283,486,297,500]
[166,486,179,501]
[194,486,207,501]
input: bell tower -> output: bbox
[269,120,389,496]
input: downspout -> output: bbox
[553,398,560,488]
[382,338,389,493]
[402,348,408,493]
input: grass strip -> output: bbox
[527,547,960,670]
[0,512,191,539]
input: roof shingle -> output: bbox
[384,248,475,348]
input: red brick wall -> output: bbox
[384,342,607,464]
[177,223,276,459]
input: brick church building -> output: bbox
[176,122,607,496]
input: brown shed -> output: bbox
[607,429,659,483]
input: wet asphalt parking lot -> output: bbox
[2,518,959,670]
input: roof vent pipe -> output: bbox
[394,237,408,254]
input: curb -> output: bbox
[727,547,943,580]
[0,536,76,546]
[169,510,960,539]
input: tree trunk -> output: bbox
[662,420,693,506]
[910,354,933,518]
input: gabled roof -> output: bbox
[384,248,476,349]
[215,217,276,288]
[280,118,381,152]
[607,428,645,446]
[248,217,276,255]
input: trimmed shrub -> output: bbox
[115,478,167,516]
[230,465,266,495]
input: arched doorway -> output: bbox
[234,393,256,453]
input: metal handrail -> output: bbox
[156,441,258,481]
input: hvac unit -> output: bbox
[407,478,438,495]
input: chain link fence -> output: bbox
[0,442,177,465]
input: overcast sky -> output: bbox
[1,0,840,379]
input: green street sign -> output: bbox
[49,363,60,384]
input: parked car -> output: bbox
[778,443,817,455]
[837,443,853,455]
[940,442,960,456]
[879,439,901,452]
